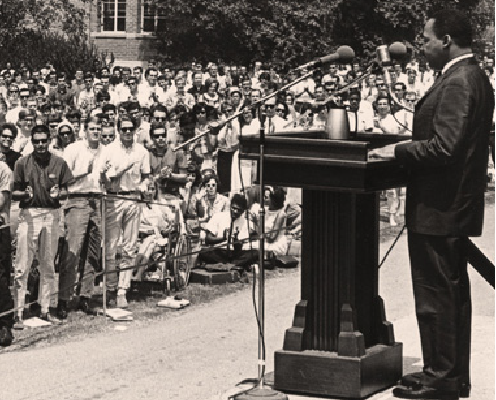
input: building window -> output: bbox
[102,0,126,32]
[141,0,166,33]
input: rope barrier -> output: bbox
[0,224,291,319]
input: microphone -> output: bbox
[374,42,413,113]
[298,46,355,70]
[376,42,408,87]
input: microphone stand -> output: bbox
[174,67,332,400]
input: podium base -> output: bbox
[274,343,402,399]
[234,387,288,400]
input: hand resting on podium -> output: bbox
[368,139,412,160]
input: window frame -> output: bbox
[140,0,166,34]
[101,0,127,33]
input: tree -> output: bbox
[153,0,494,68]
[0,0,100,74]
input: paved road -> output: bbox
[1,203,493,400]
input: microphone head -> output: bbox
[389,42,408,59]
[377,45,392,67]
[336,45,355,62]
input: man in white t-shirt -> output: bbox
[97,116,150,308]
[199,194,257,271]
[57,116,104,319]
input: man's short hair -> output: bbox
[151,104,167,116]
[118,116,136,130]
[1,123,18,139]
[66,109,81,121]
[231,193,248,211]
[84,115,104,129]
[430,9,472,48]
[127,101,140,113]
[102,103,116,113]
[31,124,50,137]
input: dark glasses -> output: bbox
[101,134,114,139]
[120,127,134,133]
[33,139,48,144]
[152,134,167,139]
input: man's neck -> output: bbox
[121,141,133,149]
[88,140,99,150]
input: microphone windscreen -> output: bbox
[337,45,355,61]
[389,42,408,58]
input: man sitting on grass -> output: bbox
[199,193,258,272]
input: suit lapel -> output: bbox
[415,59,475,111]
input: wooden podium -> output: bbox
[240,132,408,398]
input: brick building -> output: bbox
[88,0,165,63]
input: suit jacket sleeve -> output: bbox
[395,77,470,167]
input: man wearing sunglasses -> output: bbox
[97,116,150,309]
[199,193,257,273]
[13,110,36,154]
[0,124,21,171]
[100,124,116,146]
[194,170,229,226]
[77,73,95,113]
[148,124,188,202]
[57,116,105,319]
[127,101,150,148]
[12,124,72,326]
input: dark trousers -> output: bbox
[0,227,13,328]
[408,231,471,391]
[199,247,258,268]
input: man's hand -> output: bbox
[87,159,93,174]
[368,139,411,160]
[368,144,397,160]
[26,186,33,199]
[49,185,60,199]
[160,166,172,179]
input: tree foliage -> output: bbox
[0,0,99,74]
[153,0,493,67]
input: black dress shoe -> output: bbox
[393,384,459,400]
[0,326,13,347]
[401,372,427,387]
[401,373,470,398]
[56,300,68,320]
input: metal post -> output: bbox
[257,116,266,387]
[101,194,107,319]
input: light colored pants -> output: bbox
[105,198,140,291]
[15,208,60,314]
[59,198,100,301]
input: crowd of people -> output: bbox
[0,55,493,347]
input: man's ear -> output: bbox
[442,35,452,48]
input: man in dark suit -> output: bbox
[371,9,494,400]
